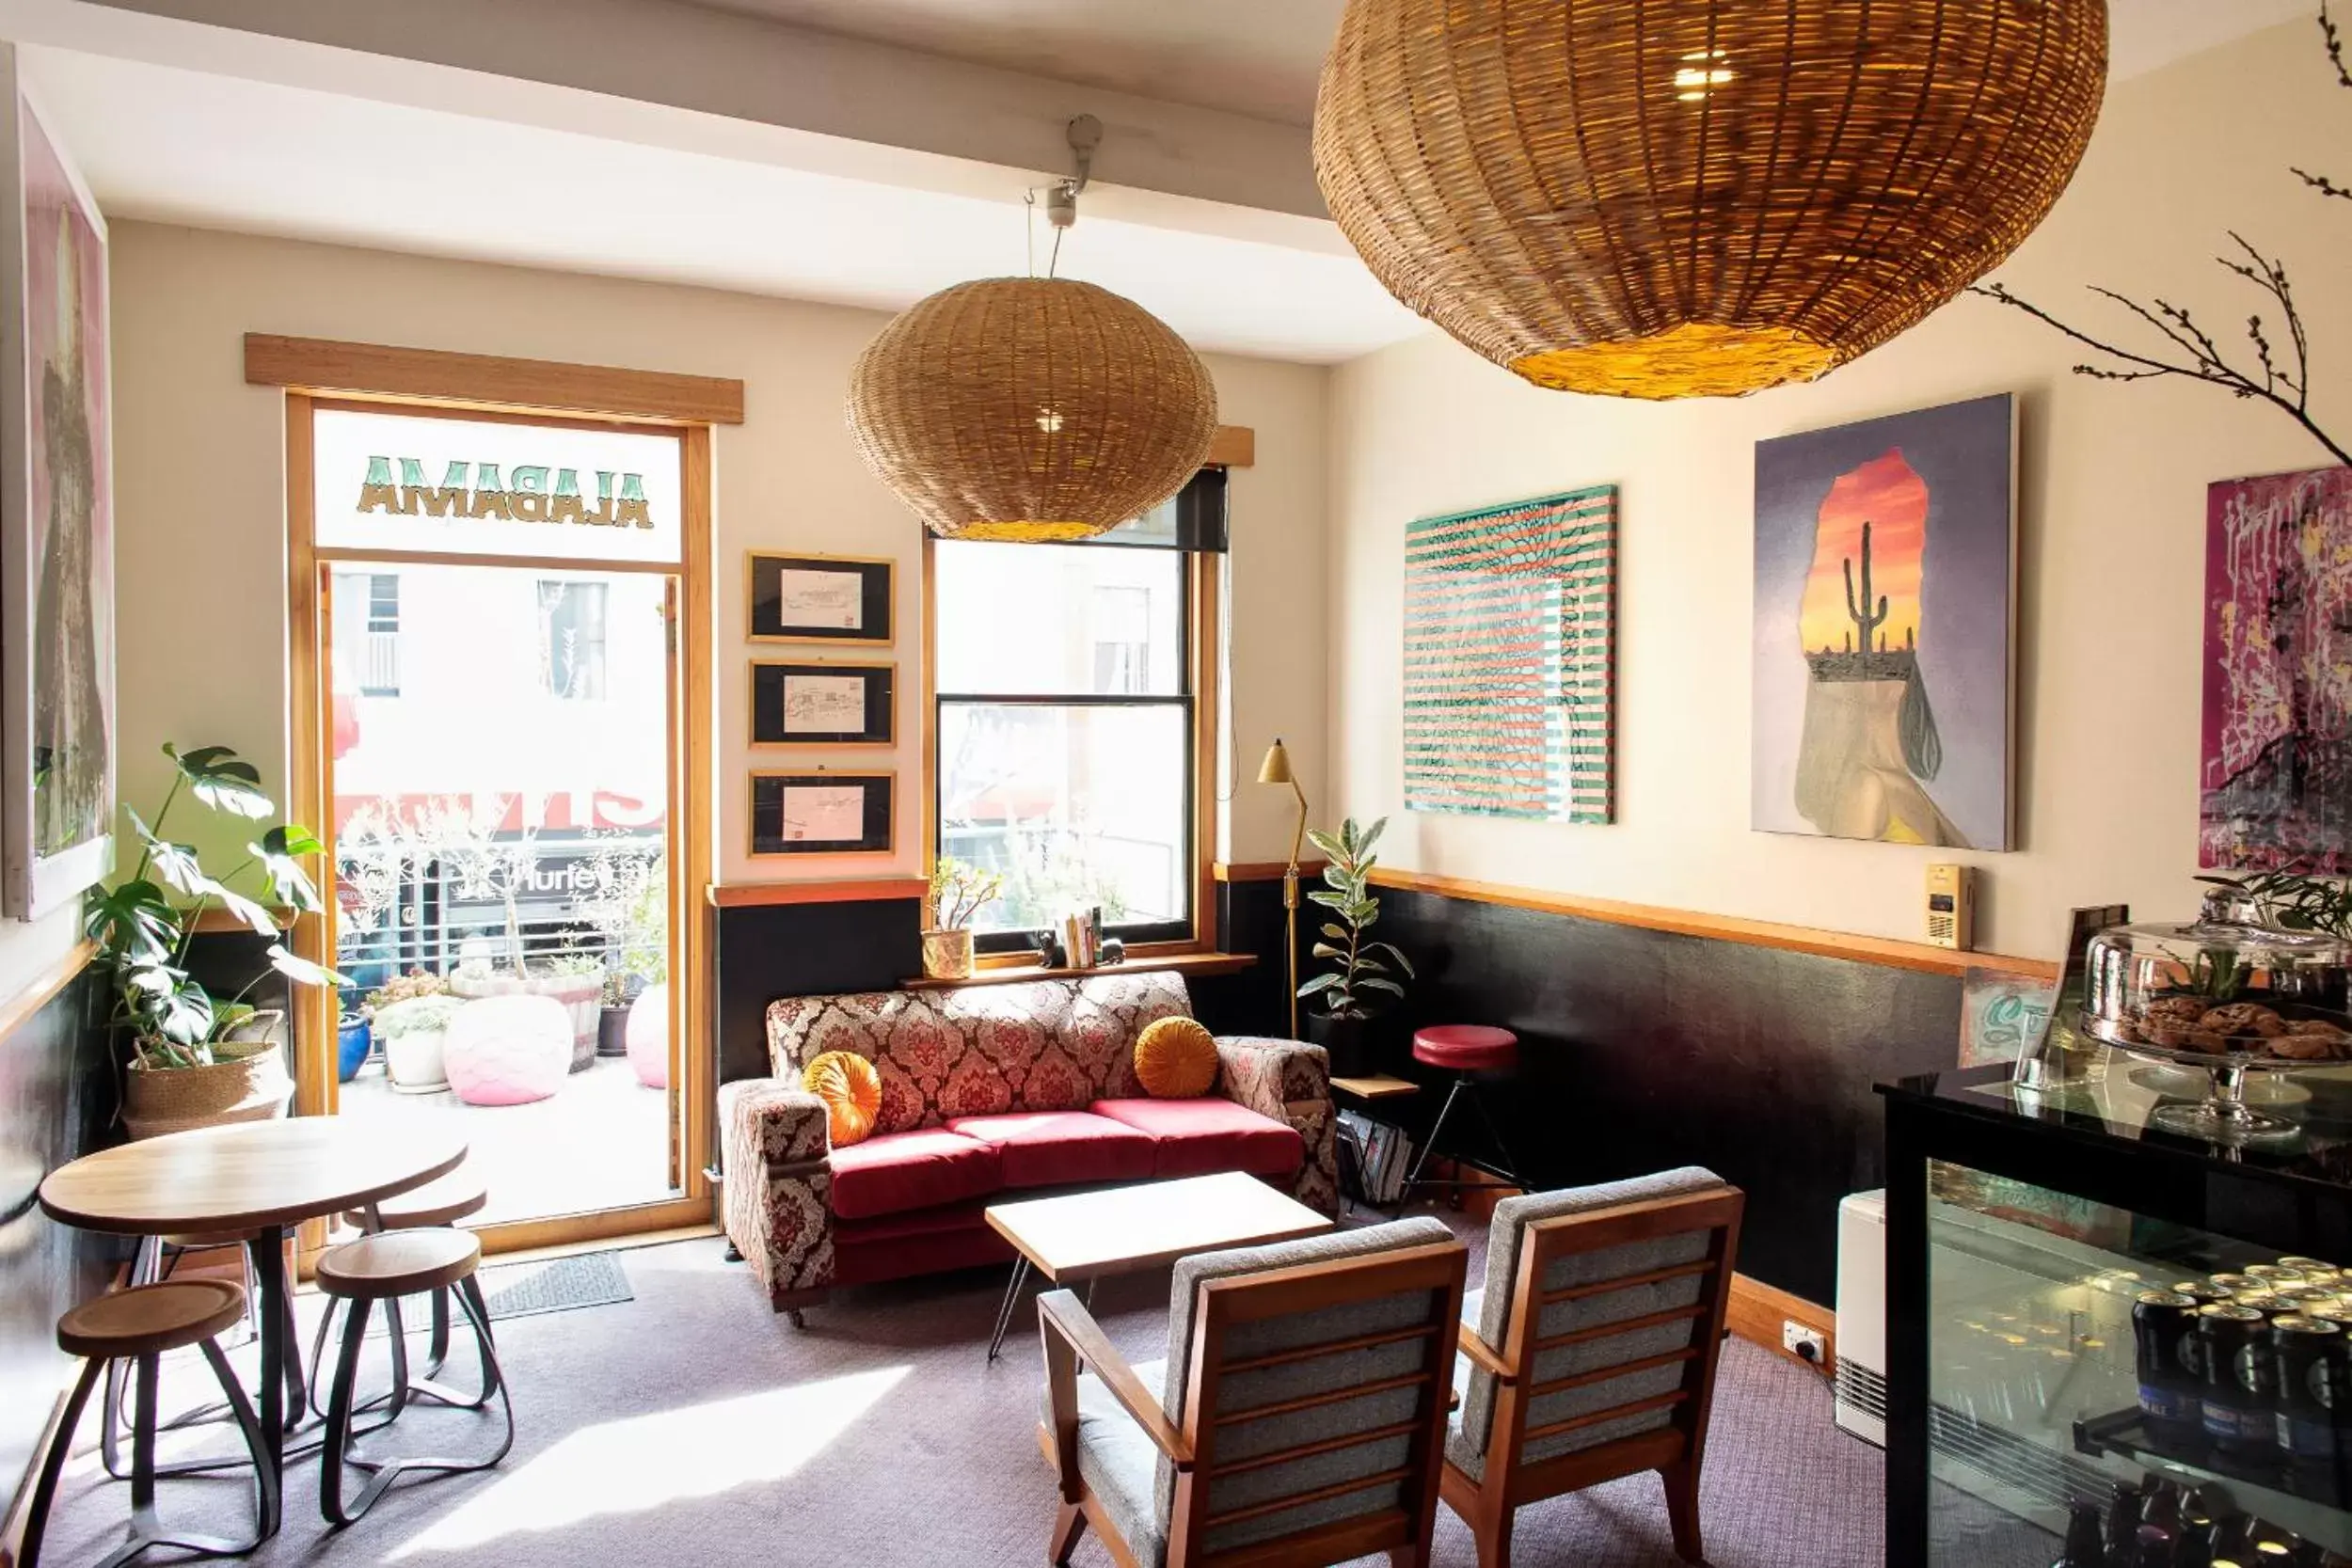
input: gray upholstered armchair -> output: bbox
[1038,1217,1468,1568]
[1442,1166,1744,1567]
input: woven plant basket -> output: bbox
[1313,0,2108,399]
[122,1043,294,1141]
[846,277,1218,540]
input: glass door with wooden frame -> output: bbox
[295,400,707,1245]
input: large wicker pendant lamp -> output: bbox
[1313,0,2109,400]
[847,277,1217,541]
[846,120,1218,541]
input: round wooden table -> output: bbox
[40,1118,468,1539]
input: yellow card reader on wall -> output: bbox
[1926,863,1974,951]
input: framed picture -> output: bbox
[2200,467,2352,871]
[1402,484,1617,824]
[0,54,113,918]
[747,551,893,645]
[751,771,893,856]
[1752,393,2015,851]
[751,660,894,747]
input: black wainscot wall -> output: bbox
[0,957,113,1513]
[710,877,1955,1306]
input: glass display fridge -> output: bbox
[1883,1063,2352,1568]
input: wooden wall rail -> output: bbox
[1366,866,2057,982]
[0,940,93,1046]
[245,334,747,425]
[708,879,929,909]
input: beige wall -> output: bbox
[104,223,1327,892]
[1327,19,2352,960]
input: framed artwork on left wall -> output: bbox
[0,50,113,918]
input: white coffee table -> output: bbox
[981,1171,1333,1361]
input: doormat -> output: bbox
[476,1251,633,1322]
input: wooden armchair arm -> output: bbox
[1038,1290,1193,1469]
[1458,1323,1516,1382]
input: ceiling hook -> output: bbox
[1047,114,1102,230]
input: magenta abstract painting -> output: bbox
[2201,466,2352,871]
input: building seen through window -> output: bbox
[932,525,1196,949]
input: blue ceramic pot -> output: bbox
[337,1017,372,1083]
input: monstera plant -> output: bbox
[86,743,343,1075]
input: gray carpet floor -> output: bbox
[32,1211,1890,1567]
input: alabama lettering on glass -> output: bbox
[310,405,685,567]
[355,458,656,529]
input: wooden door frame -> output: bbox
[276,366,730,1257]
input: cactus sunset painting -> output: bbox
[1752,396,2015,850]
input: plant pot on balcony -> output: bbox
[122,1043,294,1141]
[598,1004,631,1058]
[627,982,669,1089]
[525,974,604,1072]
[335,1016,372,1083]
[377,994,465,1095]
[921,928,975,981]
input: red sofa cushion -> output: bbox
[828,1129,1002,1221]
[945,1111,1158,1190]
[1089,1097,1305,1181]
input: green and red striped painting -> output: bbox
[1403,485,1616,824]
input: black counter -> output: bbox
[1881,1063,2352,1567]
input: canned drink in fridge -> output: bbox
[2135,1291,2205,1445]
[2274,1314,2345,1482]
[2200,1304,2277,1461]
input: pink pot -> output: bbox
[626,983,669,1089]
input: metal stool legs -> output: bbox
[103,1235,294,1481]
[1402,1072,1528,1196]
[20,1338,273,1568]
[320,1273,511,1526]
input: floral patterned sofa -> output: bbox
[718,971,1337,1317]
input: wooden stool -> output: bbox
[104,1227,302,1482]
[1404,1024,1530,1195]
[316,1229,512,1526]
[19,1281,272,1568]
[308,1169,489,1416]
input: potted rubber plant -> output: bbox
[923,857,1003,980]
[1298,816,1414,1077]
[85,743,345,1138]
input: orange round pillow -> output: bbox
[803,1050,882,1147]
[1135,1016,1218,1099]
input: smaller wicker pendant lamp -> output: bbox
[1313,0,2110,400]
[846,120,1218,541]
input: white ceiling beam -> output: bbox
[40,0,1329,224]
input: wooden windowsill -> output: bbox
[707,878,929,908]
[903,952,1257,991]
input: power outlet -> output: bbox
[1782,1320,1828,1367]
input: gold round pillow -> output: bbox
[803,1050,883,1147]
[1135,1016,1218,1099]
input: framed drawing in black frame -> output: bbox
[750,770,893,856]
[747,551,894,645]
[752,660,894,747]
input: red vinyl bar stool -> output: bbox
[1402,1024,1529,1196]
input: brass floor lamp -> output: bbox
[1257,738,1308,1040]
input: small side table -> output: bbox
[1331,1074,1420,1212]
